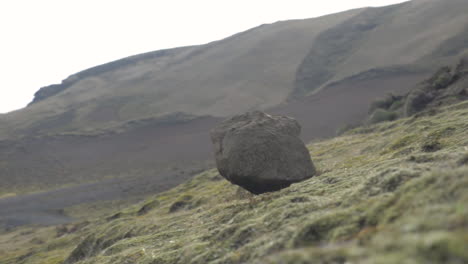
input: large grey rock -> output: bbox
[210,111,316,194]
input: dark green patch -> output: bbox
[137,200,160,215]
[421,140,442,152]
[368,109,399,124]
[168,195,202,213]
[64,229,133,264]
[389,135,417,151]
[457,153,468,166]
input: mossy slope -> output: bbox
[1,101,468,264]
[366,56,468,125]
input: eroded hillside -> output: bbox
[2,0,468,140]
[2,100,467,264]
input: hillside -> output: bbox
[1,98,467,264]
[355,56,468,126]
[2,0,468,232]
[2,1,467,168]
[1,0,468,139]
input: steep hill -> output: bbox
[2,0,468,139]
[0,9,361,138]
[1,0,468,227]
[1,99,467,264]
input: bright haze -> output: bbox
[0,0,408,113]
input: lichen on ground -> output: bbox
[1,101,468,264]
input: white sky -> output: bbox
[0,0,409,113]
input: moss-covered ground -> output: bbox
[1,101,468,264]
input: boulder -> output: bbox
[210,111,315,194]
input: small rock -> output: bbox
[210,111,316,194]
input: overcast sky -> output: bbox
[0,0,409,113]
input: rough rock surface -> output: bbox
[210,111,315,194]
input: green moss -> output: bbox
[368,109,399,124]
[137,199,161,216]
[336,123,361,136]
[292,210,360,247]
[389,135,418,151]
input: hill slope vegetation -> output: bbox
[1,0,468,240]
[1,98,467,264]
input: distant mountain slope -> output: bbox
[295,0,468,96]
[0,114,219,196]
[0,0,465,140]
[0,8,361,138]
